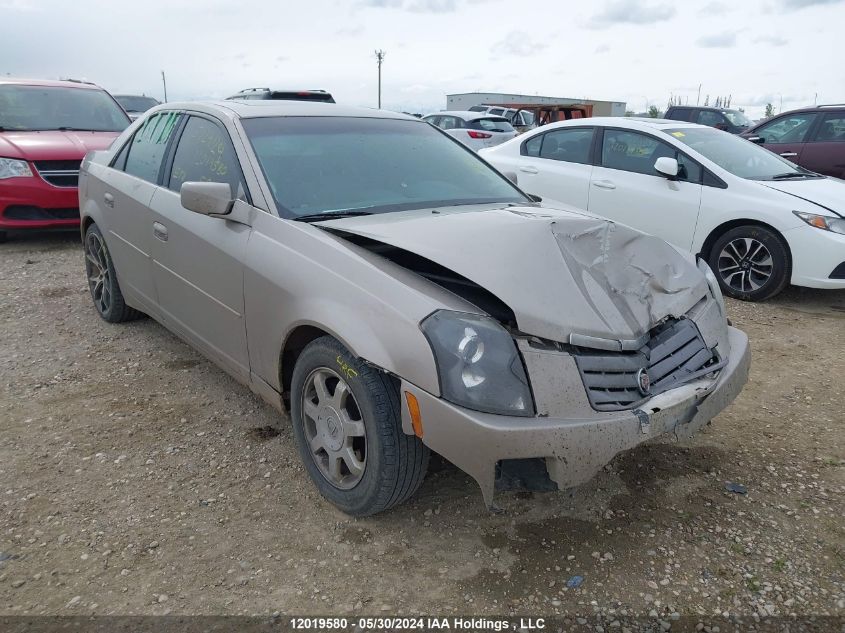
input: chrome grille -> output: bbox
[574,318,722,411]
[33,160,81,188]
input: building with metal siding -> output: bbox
[446,92,627,117]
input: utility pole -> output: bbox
[161,71,168,103]
[375,50,385,109]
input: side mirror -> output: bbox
[747,136,765,144]
[528,193,543,203]
[654,156,679,179]
[180,182,234,216]
[503,171,519,185]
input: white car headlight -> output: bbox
[793,211,845,235]
[0,157,33,179]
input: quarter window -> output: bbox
[811,113,845,142]
[538,128,593,164]
[123,112,180,183]
[753,113,817,143]
[168,116,246,200]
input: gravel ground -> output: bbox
[0,232,843,619]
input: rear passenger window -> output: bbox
[538,128,593,164]
[811,113,845,142]
[168,116,247,200]
[123,112,180,183]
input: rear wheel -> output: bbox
[84,223,143,323]
[709,225,790,301]
[290,336,429,516]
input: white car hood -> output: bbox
[320,205,709,346]
[761,177,845,218]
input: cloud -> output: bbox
[490,31,548,57]
[754,34,788,45]
[781,0,844,8]
[357,0,485,12]
[586,0,676,29]
[698,1,730,15]
[696,31,739,47]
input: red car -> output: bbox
[742,104,845,180]
[0,78,130,242]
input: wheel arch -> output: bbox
[279,323,352,412]
[699,218,792,267]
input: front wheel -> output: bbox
[290,336,429,516]
[84,223,143,322]
[708,225,790,301]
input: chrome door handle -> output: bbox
[592,180,616,190]
[153,222,168,242]
[779,152,798,158]
[103,193,114,208]
[519,166,539,174]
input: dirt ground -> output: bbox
[0,232,843,619]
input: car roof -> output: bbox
[535,116,704,132]
[148,100,416,121]
[423,110,509,120]
[0,77,104,90]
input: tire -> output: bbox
[708,225,790,301]
[83,223,143,323]
[290,336,429,516]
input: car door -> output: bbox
[147,114,252,380]
[800,111,845,179]
[747,112,818,166]
[514,127,594,210]
[99,111,181,313]
[587,128,703,251]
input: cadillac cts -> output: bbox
[78,101,751,516]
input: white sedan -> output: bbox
[480,117,845,301]
[423,111,517,152]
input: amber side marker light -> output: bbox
[405,392,424,438]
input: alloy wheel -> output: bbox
[300,367,367,490]
[85,231,112,315]
[717,237,773,293]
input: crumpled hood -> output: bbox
[320,205,709,345]
[761,178,845,218]
[0,130,119,161]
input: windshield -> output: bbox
[722,109,751,127]
[0,85,130,132]
[242,117,528,218]
[666,127,817,180]
[469,117,514,133]
[114,95,159,112]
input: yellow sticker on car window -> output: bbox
[671,131,686,138]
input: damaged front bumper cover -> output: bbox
[401,326,750,508]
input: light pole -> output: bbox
[375,50,386,109]
[161,71,168,103]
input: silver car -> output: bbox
[78,101,750,516]
[422,111,518,151]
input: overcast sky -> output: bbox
[1,0,843,118]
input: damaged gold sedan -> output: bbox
[78,101,750,516]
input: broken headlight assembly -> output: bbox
[421,310,534,417]
[697,257,726,318]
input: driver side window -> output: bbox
[754,113,817,144]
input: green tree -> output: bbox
[764,103,775,118]
[648,105,660,118]
[624,110,635,117]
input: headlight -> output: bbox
[697,257,726,317]
[0,157,33,179]
[793,210,845,235]
[421,310,534,417]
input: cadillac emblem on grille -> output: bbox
[636,368,651,396]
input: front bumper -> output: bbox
[0,175,80,231]
[785,223,845,289]
[401,326,750,507]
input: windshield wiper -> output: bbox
[293,210,374,223]
[770,172,822,180]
